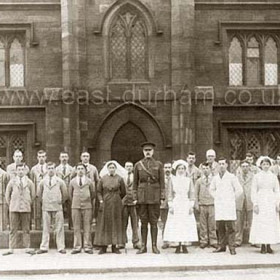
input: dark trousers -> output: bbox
[138,204,160,226]
[216,220,236,249]
[123,205,139,245]
[160,208,168,233]
[9,212,31,249]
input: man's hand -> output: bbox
[133,200,137,205]
[253,205,259,215]
[160,199,165,205]
[194,202,199,212]
[99,201,104,212]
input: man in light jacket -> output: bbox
[3,163,35,255]
[36,162,68,254]
[210,157,243,255]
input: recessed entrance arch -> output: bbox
[111,122,146,165]
[95,103,165,167]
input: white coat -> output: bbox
[210,171,243,221]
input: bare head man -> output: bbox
[125,161,133,174]
[80,152,90,164]
[37,150,47,165]
[47,162,56,177]
[76,162,86,177]
[13,150,23,165]
[59,151,69,165]
[164,162,172,176]
[186,152,196,166]
[218,157,228,174]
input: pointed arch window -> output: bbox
[265,37,278,86]
[228,32,280,86]
[0,34,25,88]
[109,11,148,81]
[247,37,260,86]
[229,37,243,86]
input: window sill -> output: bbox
[108,80,150,85]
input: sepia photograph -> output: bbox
[0,0,280,279]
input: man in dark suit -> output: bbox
[133,142,165,254]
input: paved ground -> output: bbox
[1,244,280,276]
[3,268,280,280]
[1,223,280,276]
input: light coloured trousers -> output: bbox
[72,208,92,250]
[40,210,65,251]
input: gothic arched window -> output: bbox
[109,11,147,81]
[265,37,278,86]
[229,37,243,86]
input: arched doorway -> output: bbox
[111,122,146,165]
[95,103,165,168]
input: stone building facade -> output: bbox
[0,0,279,172]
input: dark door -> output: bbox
[111,122,146,166]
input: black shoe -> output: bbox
[2,251,13,256]
[117,245,125,249]
[98,247,107,255]
[200,243,208,249]
[71,250,81,255]
[36,250,48,254]
[182,245,188,254]
[213,247,226,253]
[85,249,93,254]
[133,243,141,250]
[234,244,241,247]
[112,245,121,254]
[261,245,267,254]
[229,248,236,255]
[59,249,66,254]
[266,245,273,254]
[175,246,181,254]
[161,243,169,249]
[136,246,147,254]
[26,250,36,255]
[152,245,160,254]
[211,244,219,249]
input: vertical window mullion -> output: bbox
[243,38,247,86]
[260,40,265,85]
[5,43,10,87]
[126,34,131,80]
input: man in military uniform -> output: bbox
[133,142,165,254]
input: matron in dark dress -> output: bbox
[94,174,126,246]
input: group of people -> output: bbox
[1,143,280,257]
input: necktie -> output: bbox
[41,165,44,174]
[79,176,83,186]
[49,177,52,187]
[63,165,66,176]
[127,173,131,185]
[19,177,23,192]
[206,176,209,185]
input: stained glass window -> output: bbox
[229,37,243,86]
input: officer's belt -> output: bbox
[139,160,157,181]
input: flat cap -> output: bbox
[141,141,156,148]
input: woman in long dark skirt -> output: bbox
[94,161,126,254]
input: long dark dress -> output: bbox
[94,174,126,246]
